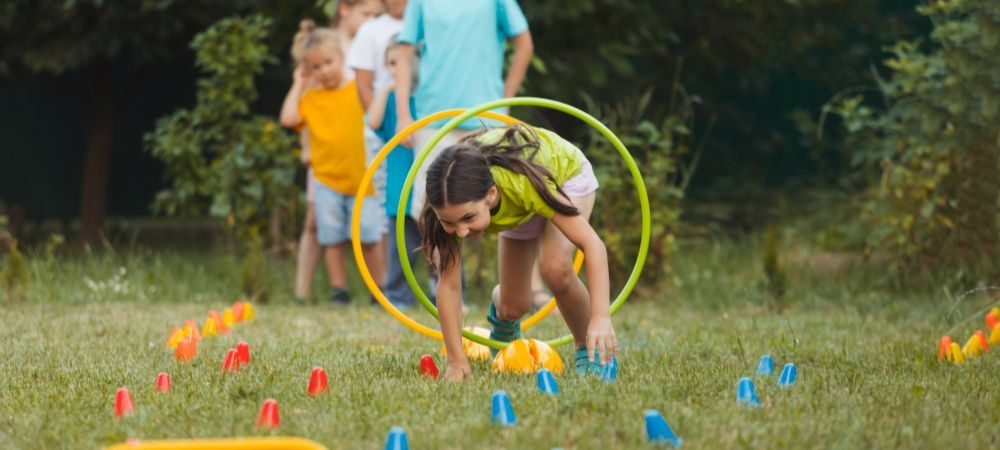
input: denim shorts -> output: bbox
[499,161,600,241]
[314,182,384,245]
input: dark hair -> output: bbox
[420,124,580,271]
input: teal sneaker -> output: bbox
[575,347,603,376]
[487,303,521,358]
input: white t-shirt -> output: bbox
[347,13,404,95]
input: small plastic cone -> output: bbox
[986,312,999,330]
[167,327,185,349]
[221,348,240,372]
[236,341,250,365]
[175,336,197,362]
[777,363,798,386]
[975,330,989,351]
[308,367,329,396]
[938,336,953,360]
[222,308,236,328]
[114,387,135,417]
[183,320,202,342]
[756,354,775,376]
[963,334,983,358]
[255,399,280,430]
[989,326,1000,346]
[536,368,560,395]
[232,301,246,322]
[490,390,517,426]
[242,303,256,321]
[420,354,439,378]
[155,372,172,392]
[201,316,218,337]
[385,426,410,450]
[950,342,965,364]
[991,307,1000,319]
[736,377,760,407]
[644,409,683,447]
[209,310,230,335]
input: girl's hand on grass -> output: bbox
[586,315,617,365]
[443,362,471,382]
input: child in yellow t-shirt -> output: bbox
[280,26,383,305]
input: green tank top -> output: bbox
[483,126,588,234]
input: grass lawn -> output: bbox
[0,239,998,449]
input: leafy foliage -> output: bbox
[146,16,299,246]
[585,81,708,289]
[826,0,1000,274]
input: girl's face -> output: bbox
[433,187,498,240]
[384,46,400,77]
[340,0,382,36]
[304,43,343,89]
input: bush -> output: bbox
[826,0,1000,277]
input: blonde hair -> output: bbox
[290,19,316,65]
[291,19,343,66]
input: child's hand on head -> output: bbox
[293,65,310,85]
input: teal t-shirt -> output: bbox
[398,0,528,128]
[483,127,588,234]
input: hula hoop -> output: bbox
[396,97,650,349]
[351,109,579,345]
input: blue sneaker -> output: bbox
[487,303,521,358]
[575,347,603,376]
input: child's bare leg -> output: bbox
[494,236,539,320]
[361,241,383,290]
[325,242,348,288]
[294,204,321,301]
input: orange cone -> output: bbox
[175,336,197,362]
[308,367,329,396]
[155,372,172,392]
[221,348,240,372]
[209,310,230,335]
[938,336,953,360]
[986,312,999,330]
[114,387,135,417]
[232,301,246,322]
[236,341,250,365]
[975,330,989,351]
[255,399,280,430]
[183,320,202,342]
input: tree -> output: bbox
[0,0,313,249]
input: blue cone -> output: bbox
[491,390,517,426]
[537,369,560,395]
[384,426,409,450]
[778,363,797,386]
[756,354,774,376]
[644,409,683,447]
[601,356,618,383]
[736,377,760,407]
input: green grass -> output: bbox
[1,238,999,449]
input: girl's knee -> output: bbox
[540,261,575,292]
[493,284,531,320]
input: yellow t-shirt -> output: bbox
[298,80,372,196]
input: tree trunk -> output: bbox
[77,59,115,250]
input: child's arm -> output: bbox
[299,128,311,165]
[393,44,417,146]
[368,85,392,130]
[437,252,471,381]
[503,31,534,98]
[280,66,309,129]
[549,213,616,364]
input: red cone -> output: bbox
[221,348,240,372]
[255,399,280,430]
[938,335,953,360]
[155,372,172,392]
[308,367,329,396]
[420,354,439,378]
[975,330,990,351]
[236,341,250,365]
[114,387,134,417]
[987,311,999,330]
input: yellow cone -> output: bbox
[950,343,964,364]
[989,326,1000,346]
[167,327,185,349]
[441,327,492,361]
[222,308,236,328]
[242,303,256,321]
[201,316,218,337]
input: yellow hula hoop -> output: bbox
[350,109,583,342]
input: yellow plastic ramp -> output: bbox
[104,437,327,450]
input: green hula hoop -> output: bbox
[398,97,651,349]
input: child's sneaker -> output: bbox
[329,287,351,306]
[487,303,521,358]
[575,347,603,376]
